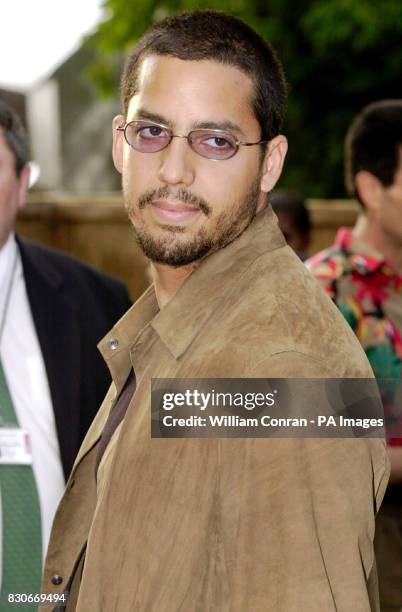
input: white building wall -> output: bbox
[27,80,62,189]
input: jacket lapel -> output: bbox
[17,238,81,480]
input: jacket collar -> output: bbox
[17,236,64,293]
[99,205,285,383]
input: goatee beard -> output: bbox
[125,176,262,268]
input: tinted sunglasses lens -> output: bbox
[189,131,237,159]
[125,122,170,152]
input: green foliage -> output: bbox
[86,0,402,197]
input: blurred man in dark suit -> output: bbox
[0,99,131,601]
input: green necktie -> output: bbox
[0,357,42,611]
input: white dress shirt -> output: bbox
[0,234,65,572]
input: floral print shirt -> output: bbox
[307,228,402,444]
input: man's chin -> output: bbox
[133,230,213,268]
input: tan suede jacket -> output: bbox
[41,206,389,612]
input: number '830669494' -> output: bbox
[6,592,66,604]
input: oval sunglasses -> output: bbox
[117,120,268,161]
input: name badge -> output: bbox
[0,428,33,465]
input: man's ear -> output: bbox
[112,115,125,174]
[17,163,30,211]
[260,135,288,194]
[354,171,383,212]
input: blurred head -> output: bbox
[113,10,288,267]
[271,190,311,259]
[0,100,30,249]
[345,100,402,246]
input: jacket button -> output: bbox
[107,338,119,350]
[51,575,63,585]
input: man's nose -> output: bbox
[157,136,195,186]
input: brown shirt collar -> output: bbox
[98,204,285,385]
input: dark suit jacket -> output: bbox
[17,237,131,479]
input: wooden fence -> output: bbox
[17,192,360,300]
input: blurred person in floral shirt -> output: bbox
[307,99,402,612]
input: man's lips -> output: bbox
[150,199,201,222]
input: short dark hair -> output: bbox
[345,99,402,204]
[121,10,287,142]
[0,99,29,176]
[270,190,311,236]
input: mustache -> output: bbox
[138,186,212,217]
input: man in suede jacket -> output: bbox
[41,11,389,612]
